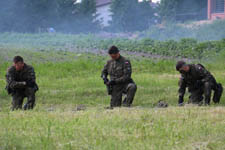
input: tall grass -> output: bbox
[0,44,224,150]
[0,49,224,108]
[0,107,225,150]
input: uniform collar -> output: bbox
[115,55,122,62]
[181,64,192,75]
[16,63,28,72]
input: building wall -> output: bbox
[208,0,225,19]
[96,4,112,27]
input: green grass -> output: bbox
[0,47,225,150]
[0,107,225,150]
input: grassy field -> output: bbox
[0,45,225,150]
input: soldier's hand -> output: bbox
[21,82,26,85]
[109,80,116,86]
[103,78,109,84]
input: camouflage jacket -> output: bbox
[178,64,213,97]
[6,63,38,94]
[101,56,134,84]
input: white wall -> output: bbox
[96,4,112,27]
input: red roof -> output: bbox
[96,0,111,7]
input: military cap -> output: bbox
[176,60,186,71]
[108,46,119,54]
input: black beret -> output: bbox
[108,46,119,54]
[176,61,186,71]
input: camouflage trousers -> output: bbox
[188,88,204,104]
[110,83,137,107]
[11,87,36,110]
[188,78,223,105]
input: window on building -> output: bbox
[212,0,225,13]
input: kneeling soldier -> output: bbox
[101,46,137,108]
[176,61,223,106]
[6,56,39,110]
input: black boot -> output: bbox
[213,83,223,103]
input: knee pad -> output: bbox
[204,82,210,88]
[127,83,137,91]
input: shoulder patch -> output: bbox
[198,66,203,70]
[196,64,206,70]
[194,64,202,71]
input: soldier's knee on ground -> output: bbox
[12,94,24,110]
[123,83,137,106]
[25,87,36,95]
[203,82,211,89]
[24,88,36,110]
[203,81,212,102]
[127,83,137,93]
[189,90,204,104]
[111,90,123,107]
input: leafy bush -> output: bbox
[143,20,225,41]
[0,33,224,59]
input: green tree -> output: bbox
[158,0,207,22]
[7,0,59,32]
[56,0,100,33]
[158,0,178,22]
[75,0,100,33]
[0,0,100,33]
[0,0,60,32]
[55,0,79,33]
[0,1,16,32]
[110,0,155,32]
[138,1,156,29]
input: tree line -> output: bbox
[0,0,207,33]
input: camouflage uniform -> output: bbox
[102,56,137,107]
[6,64,38,110]
[178,64,223,105]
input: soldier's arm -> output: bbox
[6,69,26,89]
[178,76,186,104]
[101,61,109,79]
[24,66,38,89]
[115,60,132,84]
[26,67,36,83]
[197,65,211,83]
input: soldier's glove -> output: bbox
[21,82,26,85]
[109,80,116,86]
[103,78,109,85]
[16,82,26,87]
